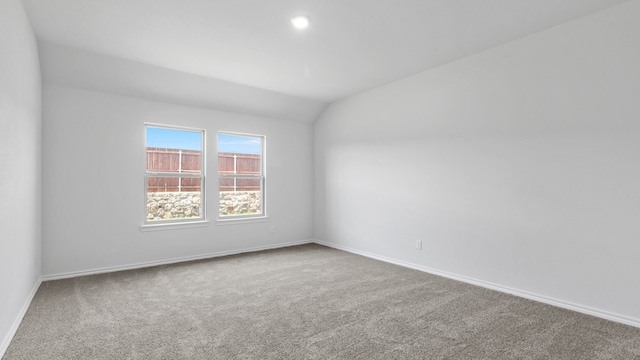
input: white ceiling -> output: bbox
[23,0,631,104]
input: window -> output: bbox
[145,124,205,224]
[218,132,265,219]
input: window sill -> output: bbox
[216,216,269,226]
[140,220,210,232]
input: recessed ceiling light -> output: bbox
[291,16,310,30]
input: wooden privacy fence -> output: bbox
[218,152,261,192]
[146,148,260,192]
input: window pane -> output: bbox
[147,176,202,193]
[219,177,260,192]
[218,134,262,173]
[218,133,264,218]
[146,177,202,221]
[145,125,205,224]
[146,128,202,173]
[219,179,262,217]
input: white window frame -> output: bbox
[217,131,266,222]
[142,123,207,229]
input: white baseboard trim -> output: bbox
[0,277,42,359]
[313,240,640,329]
[42,239,313,281]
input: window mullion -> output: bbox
[219,174,261,178]
[147,172,202,177]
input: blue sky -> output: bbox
[218,134,261,155]
[146,127,202,150]
[146,127,261,154]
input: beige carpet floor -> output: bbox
[4,244,640,359]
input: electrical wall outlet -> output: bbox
[415,239,422,250]
[269,225,276,234]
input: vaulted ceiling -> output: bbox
[22,0,632,121]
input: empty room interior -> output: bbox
[2,0,640,358]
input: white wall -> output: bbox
[0,0,42,354]
[315,1,640,325]
[42,84,314,276]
